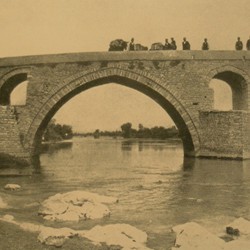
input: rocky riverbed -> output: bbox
[0,214,151,249]
[0,189,152,249]
[1,177,250,249]
[171,218,250,250]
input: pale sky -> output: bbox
[2,0,248,132]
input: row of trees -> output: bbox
[43,119,73,142]
[120,123,179,139]
[43,120,178,141]
[75,123,179,139]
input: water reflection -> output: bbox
[121,140,132,151]
[171,158,250,226]
[39,141,73,155]
[121,138,181,152]
[0,137,250,250]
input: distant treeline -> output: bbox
[74,122,179,139]
[43,119,73,142]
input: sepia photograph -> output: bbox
[0,0,249,249]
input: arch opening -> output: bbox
[0,73,28,106]
[210,71,248,110]
[209,79,232,111]
[27,73,199,159]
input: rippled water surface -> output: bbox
[0,137,250,249]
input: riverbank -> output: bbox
[1,215,250,250]
[0,220,121,250]
[0,211,150,249]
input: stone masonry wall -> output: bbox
[0,51,249,162]
[0,106,29,164]
[199,111,250,159]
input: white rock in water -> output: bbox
[0,197,8,208]
[38,227,77,247]
[226,217,250,235]
[38,199,68,216]
[172,222,225,250]
[62,190,118,204]
[224,239,250,250]
[4,184,21,191]
[80,223,152,250]
[20,222,41,233]
[39,190,117,222]
[3,214,14,221]
[70,201,110,219]
[52,211,80,222]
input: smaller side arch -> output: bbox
[0,68,31,105]
[207,65,249,110]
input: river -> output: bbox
[0,137,250,249]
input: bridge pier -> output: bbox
[0,106,31,165]
[199,111,250,159]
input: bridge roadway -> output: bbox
[0,50,250,67]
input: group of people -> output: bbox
[235,37,250,50]
[128,37,250,51]
[164,37,210,50]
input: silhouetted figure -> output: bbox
[235,37,243,50]
[202,38,209,50]
[164,39,172,50]
[246,36,250,50]
[170,38,177,50]
[129,38,135,51]
[182,37,191,50]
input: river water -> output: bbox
[0,137,250,249]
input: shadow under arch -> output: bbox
[24,67,201,160]
[208,66,249,110]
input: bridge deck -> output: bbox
[0,51,250,67]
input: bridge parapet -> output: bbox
[0,51,250,67]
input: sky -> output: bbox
[2,0,249,132]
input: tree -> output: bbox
[138,123,144,131]
[61,124,73,139]
[43,119,73,142]
[121,122,132,138]
[93,129,100,138]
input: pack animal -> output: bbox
[134,44,148,51]
[150,43,165,50]
[109,39,128,51]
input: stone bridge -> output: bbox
[0,51,249,164]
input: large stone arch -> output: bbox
[207,65,250,110]
[24,67,201,158]
[0,67,31,105]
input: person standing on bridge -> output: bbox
[170,38,177,50]
[235,37,243,50]
[246,36,250,50]
[129,38,135,51]
[182,37,191,50]
[164,39,172,50]
[202,38,209,50]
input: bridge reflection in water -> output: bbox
[0,137,249,249]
